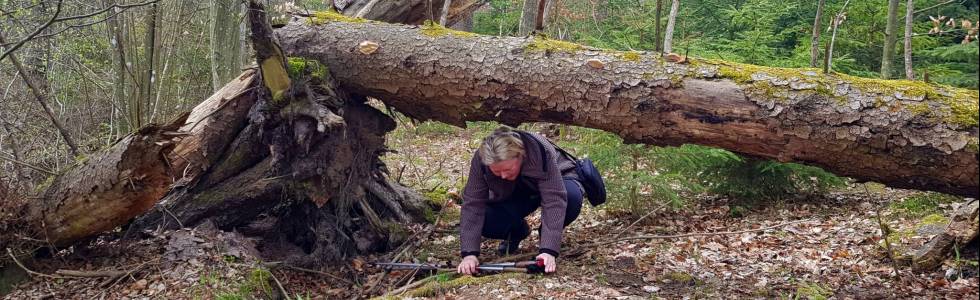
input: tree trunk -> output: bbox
[518,0,539,36]
[210,0,244,91]
[881,0,900,79]
[663,0,680,53]
[277,17,979,197]
[439,0,453,26]
[810,0,826,68]
[655,0,663,52]
[903,0,914,80]
[541,0,555,31]
[30,119,186,247]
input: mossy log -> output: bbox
[276,17,979,197]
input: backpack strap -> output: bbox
[516,130,579,174]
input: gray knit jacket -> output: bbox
[459,131,578,257]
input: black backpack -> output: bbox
[518,131,607,207]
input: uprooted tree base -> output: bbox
[19,3,430,267]
[127,62,429,266]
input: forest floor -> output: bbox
[1,121,978,299]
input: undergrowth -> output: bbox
[557,127,846,217]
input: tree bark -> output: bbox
[881,0,900,79]
[662,0,680,53]
[30,118,186,247]
[277,18,979,197]
[809,0,826,68]
[903,0,914,80]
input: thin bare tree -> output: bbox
[881,0,900,78]
[810,0,826,67]
[662,0,680,53]
[903,0,914,80]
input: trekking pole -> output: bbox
[372,258,545,274]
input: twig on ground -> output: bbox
[611,202,669,240]
[385,272,445,297]
[875,207,901,279]
[270,270,290,299]
[54,269,126,278]
[263,262,354,285]
[866,184,901,279]
[6,248,64,279]
[100,257,161,288]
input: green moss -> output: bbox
[919,213,949,226]
[420,20,478,37]
[247,268,274,296]
[967,138,979,153]
[405,273,524,297]
[705,59,817,85]
[700,58,978,127]
[286,57,329,80]
[664,271,695,284]
[795,281,832,300]
[839,74,979,127]
[620,51,641,62]
[906,103,931,116]
[864,182,888,193]
[308,10,367,24]
[890,192,961,218]
[524,35,585,53]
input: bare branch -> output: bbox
[0,0,161,61]
[0,0,63,63]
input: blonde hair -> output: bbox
[479,126,525,165]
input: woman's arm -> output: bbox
[459,152,490,257]
[535,138,568,257]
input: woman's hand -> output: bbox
[536,253,557,273]
[457,255,480,275]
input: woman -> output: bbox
[456,126,584,275]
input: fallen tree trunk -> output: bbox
[276,16,979,197]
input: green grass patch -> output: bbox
[889,192,961,218]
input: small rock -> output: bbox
[642,285,661,293]
[945,267,960,280]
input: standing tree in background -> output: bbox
[662,0,680,53]
[518,0,539,35]
[903,0,914,80]
[810,0,826,67]
[654,0,664,52]
[210,0,244,91]
[439,0,454,26]
[881,0,900,79]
